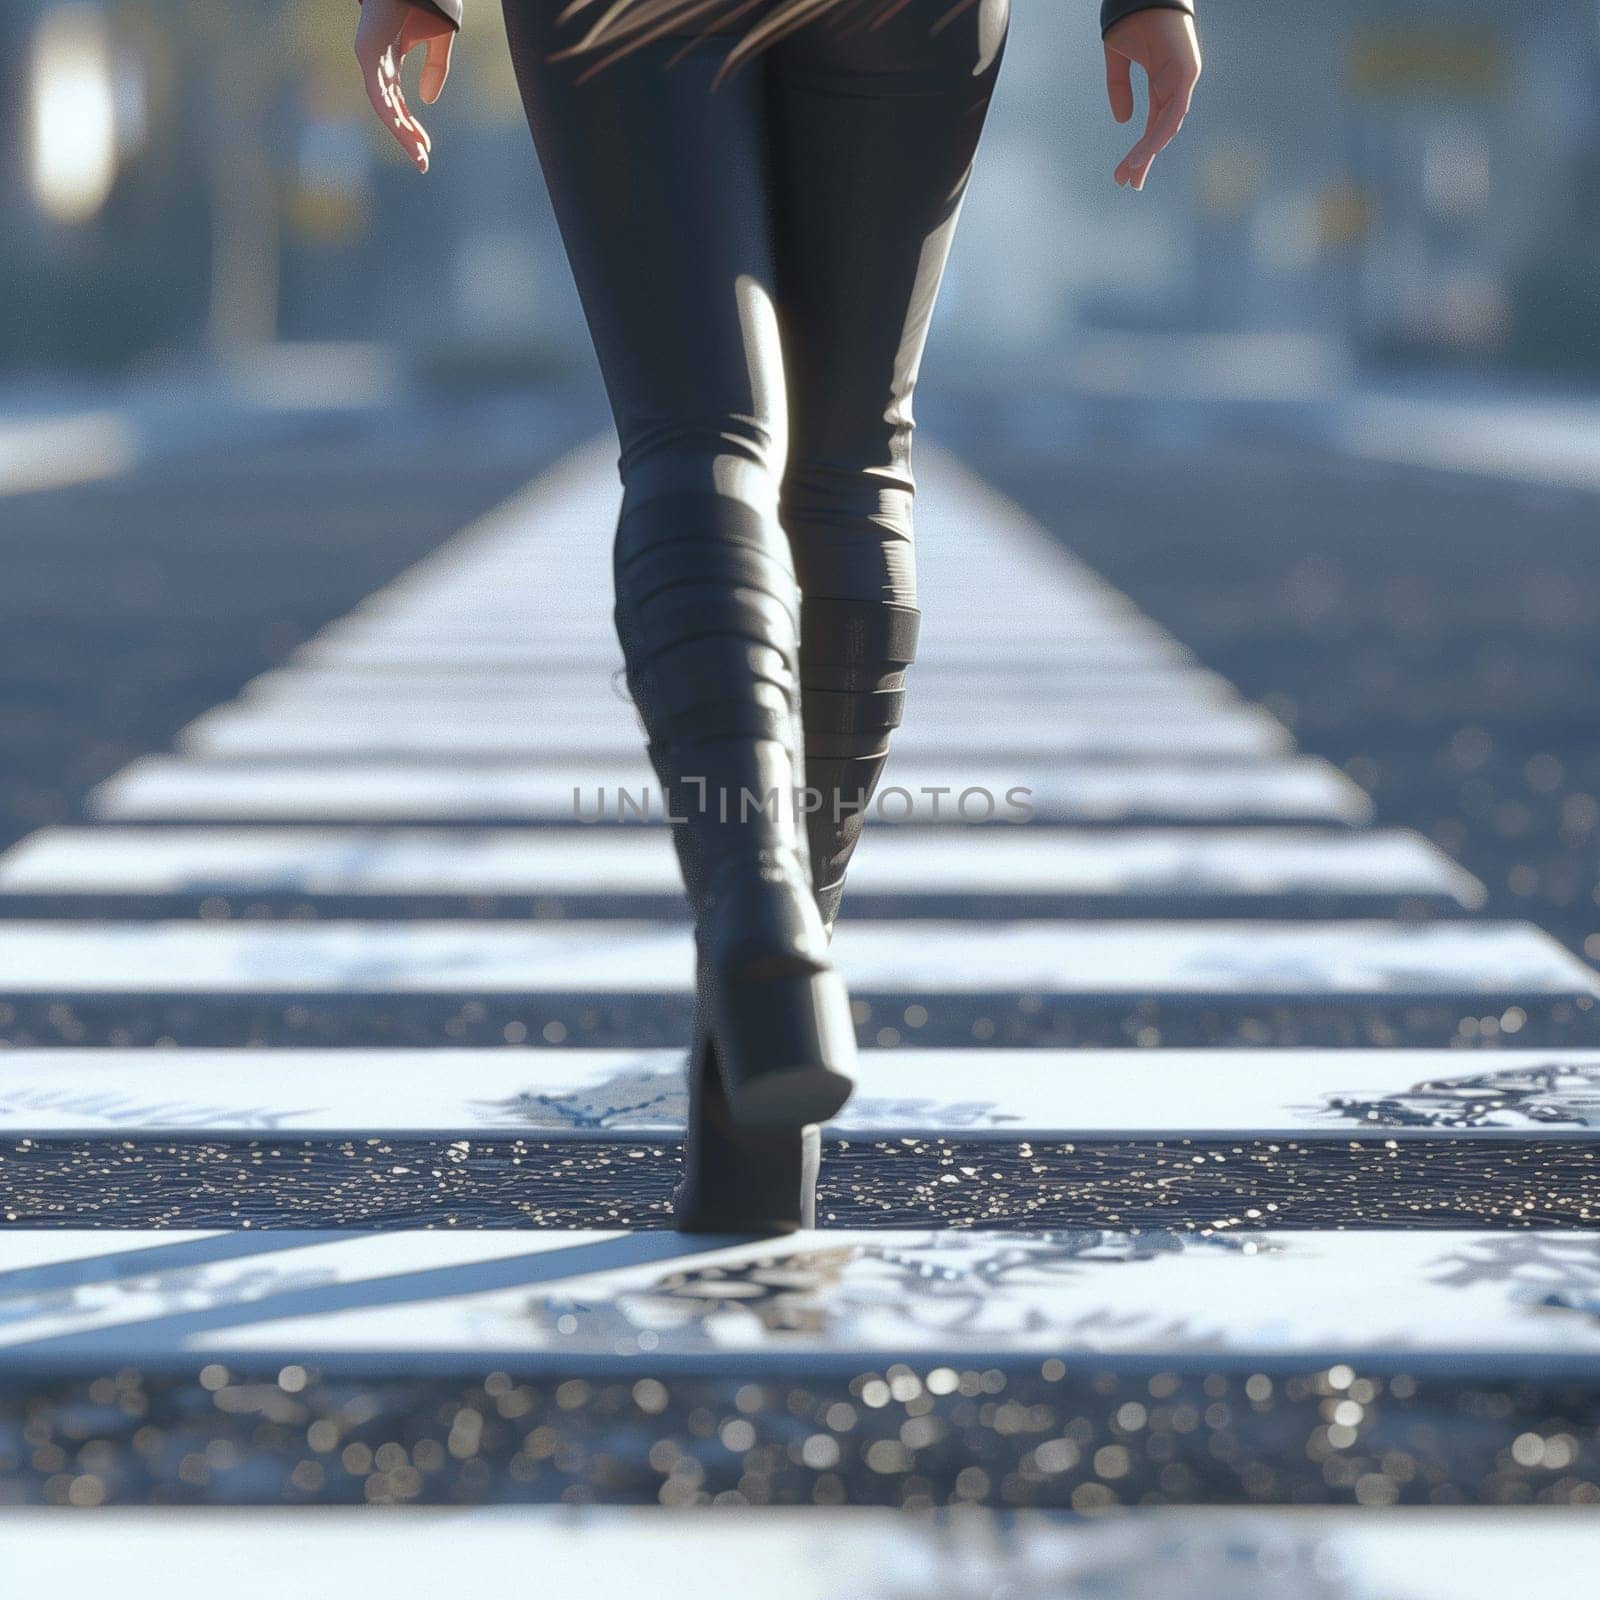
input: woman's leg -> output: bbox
[500,1,854,1230]
[767,0,1010,931]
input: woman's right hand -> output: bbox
[355,0,456,174]
[1105,9,1201,191]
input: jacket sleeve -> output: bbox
[1101,0,1195,37]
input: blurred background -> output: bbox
[2,0,1599,962]
[9,0,1600,391]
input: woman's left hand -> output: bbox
[1104,9,1202,191]
[355,0,456,175]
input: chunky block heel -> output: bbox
[673,1020,820,1234]
[707,960,857,1126]
[706,962,856,1128]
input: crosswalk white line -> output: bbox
[312,614,1171,649]
[0,1230,604,1352]
[174,706,1292,761]
[0,918,1588,995]
[0,825,1483,905]
[238,666,1243,713]
[5,1228,1595,1363]
[0,1510,1587,1598]
[2,1046,1591,1135]
[293,635,1196,670]
[335,580,1148,618]
[89,756,1372,826]
[245,659,1237,691]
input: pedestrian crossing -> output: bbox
[88,752,1374,826]
[2,441,1599,1516]
[9,1228,1600,1365]
[5,1508,1591,1594]
[174,700,1294,759]
[0,822,1483,916]
[5,917,1585,993]
[237,659,1246,705]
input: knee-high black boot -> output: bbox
[611,491,856,1231]
[798,594,920,933]
[672,587,917,1234]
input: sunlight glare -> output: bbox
[29,5,119,225]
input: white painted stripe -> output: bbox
[325,600,1151,643]
[174,704,1291,760]
[7,1509,1589,1600]
[330,591,1155,623]
[182,694,1275,744]
[350,601,1145,635]
[21,1227,1590,1361]
[1,1046,1590,1135]
[345,606,1147,636]
[87,757,1375,825]
[1,1230,228,1274]
[0,919,1588,995]
[342,579,1141,616]
[315,604,1164,643]
[247,661,1235,694]
[239,667,1241,713]
[361,574,1098,602]
[0,826,1483,904]
[293,635,1194,670]
[0,1230,622,1351]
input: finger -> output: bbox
[387,35,434,153]
[382,44,435,156]
[380,47,429,143]
[372,53,430,171]
[1115,96,1161,188]
[1103,45,1133,124]
[1114,63,1164,185]
[1151,63,1198,144]
[358,25,428,171]
[419,29,454,105]
[1116,72,1195,189]
[362,63,402,148]
[1132,78,1195,185]
[395,82,432,155]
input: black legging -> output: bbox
[502,0,1009,926]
